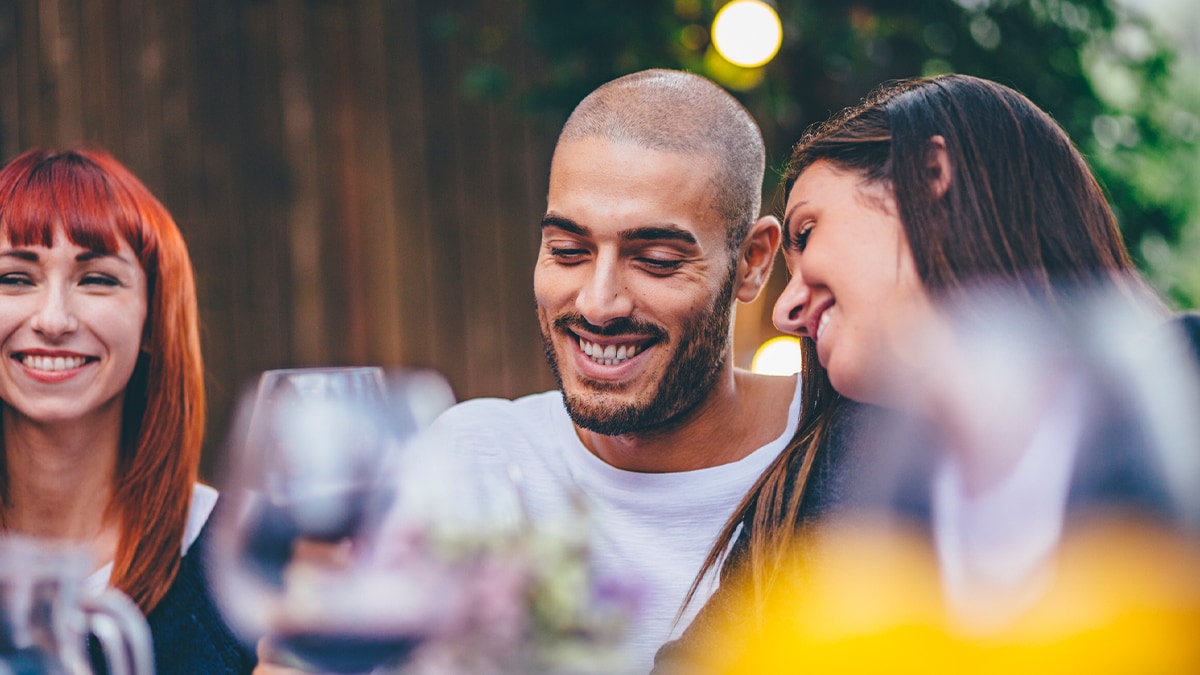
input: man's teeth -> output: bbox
[579,338,640,366]
[817,310,831,340]
[22,355,87,372]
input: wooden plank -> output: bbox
[349,0,404,366]
[426,0,475,390]
[381,0,438,371]
[20,0,46,150]
[138,0,167,194]
[457,1,511,397]
[473,0,518,397]
[43,0,84,144]
[28,0,54,146]
[240,0,293,372]
[276,0,325,366]
[79,0,125,148]
[0,1,23,160]
[156,0,198,208]
[115,0,151,172]
[310,0,369,365]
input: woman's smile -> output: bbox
[13,349,97,383]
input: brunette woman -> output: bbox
[655,74,1199,672]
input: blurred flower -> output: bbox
[375,521,639,675]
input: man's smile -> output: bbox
[579,336,639,365]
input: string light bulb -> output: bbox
[711,0,783,68]
[751,336,801,376]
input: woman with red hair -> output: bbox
[0,147,253,673]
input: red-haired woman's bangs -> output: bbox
[0,151,157,266]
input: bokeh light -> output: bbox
[704,47,767,91]
[751,335,801,376]
[711,0,783,68]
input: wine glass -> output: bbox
[211,367,538,674]
[209,366,463,673]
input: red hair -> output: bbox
[0,147,204,613]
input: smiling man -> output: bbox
[428,69,797,672]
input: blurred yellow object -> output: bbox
[710,0,782,68]
[750,336,801,376]
[709,514,1200,674]
[702,48,767,92]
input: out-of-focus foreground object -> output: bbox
[702,282,1200,674]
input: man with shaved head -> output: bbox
[419,69,797,671]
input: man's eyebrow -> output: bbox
[620,226,698,246]
[540,216,699,246]
[541,215,589,236]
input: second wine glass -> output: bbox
[211,366,456,673]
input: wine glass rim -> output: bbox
[261,366,385,376]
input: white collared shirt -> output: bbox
[84,483,219,595]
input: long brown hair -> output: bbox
[687,74,1145,617]
[0,147,205,613]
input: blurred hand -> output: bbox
[254,637,316,675]
[252,540,355,675]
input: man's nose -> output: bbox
[30,287,79,338]
[575,256,633,327]
[772,269,812,336]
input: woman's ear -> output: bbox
[735,215,782,303]
[928,135,952,199]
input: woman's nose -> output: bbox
[772,270,811,336]
[30,288,79,338]
[575,257,633,327]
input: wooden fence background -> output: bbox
[0,0,780,475]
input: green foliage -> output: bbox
[501,0,1199,308]
[521,0,690,125]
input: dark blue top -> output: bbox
[92,499,256,675]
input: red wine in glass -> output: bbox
[271,630,429,674]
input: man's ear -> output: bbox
[734,214,781,303]
[928,134,952,199]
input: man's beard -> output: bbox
[539,268,736,437]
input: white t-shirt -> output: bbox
[84,483,219,595]
[426,380,801,673]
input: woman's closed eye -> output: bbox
[790,222,815,252]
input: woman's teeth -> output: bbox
[579,338,639,366]
[22,355,87,372]
[817,310,832,340]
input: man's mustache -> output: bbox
[554,313,668,340]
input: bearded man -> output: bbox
[423,69,796,672]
